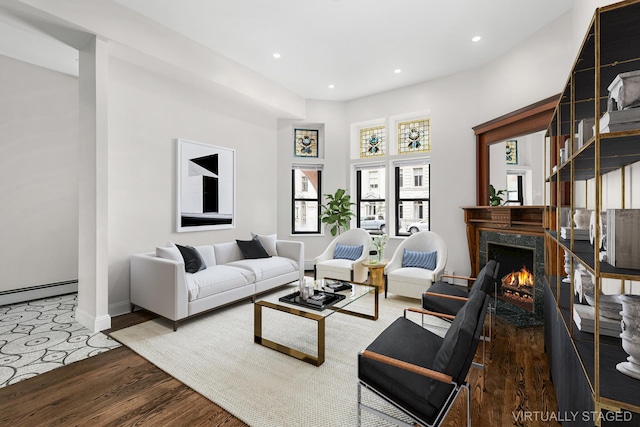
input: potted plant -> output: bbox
[319,188,355,236]
[489,185,506,206]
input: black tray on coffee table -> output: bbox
[279,290,346,311]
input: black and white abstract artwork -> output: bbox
[176,138,236,232]
[0,294,121,388]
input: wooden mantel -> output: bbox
[462,206,545,275]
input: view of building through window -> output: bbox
[292,167,321,233]
[355,162,430,235]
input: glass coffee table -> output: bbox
[254,278,379,366]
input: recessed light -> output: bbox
[328,84,335,89]
[394,69,402,74]
[272,53,281,59]
[472,36,481,42]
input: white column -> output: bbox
[76,36,110,332]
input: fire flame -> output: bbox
[503,266,534,288]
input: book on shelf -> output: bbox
[599,109,640,133]
[560,227,590,240]
[601,122,640,133]
[606,209,640,269]
[573,304,621,338]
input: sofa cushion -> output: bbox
[156,244,182,262]
[402,249,437,270]
[176,244,207,273]
[387,267,435,285]
[333,243,363,260]
[252,232,278,257]
[236,235,271,259]
[226,256,298,281]
[194,245,216,267]
[186,265,256,301]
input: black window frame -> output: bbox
[395,163,430,236]
[356,168,385,232]
[291,168,322,234]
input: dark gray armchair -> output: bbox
[357,288,489,426]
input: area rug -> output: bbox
[111,282,450,427]
[0,293,121,388]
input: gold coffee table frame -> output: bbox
[254,280,379,366]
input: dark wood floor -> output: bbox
[0,309,559,427]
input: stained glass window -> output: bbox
[360,126,386,158]
[294,129,318,157]
[397,119,430,154]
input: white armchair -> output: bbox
[314,228,371,283]
[384,231,447,299]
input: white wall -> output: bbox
[278,10,576,279]
[0,54,79,293]
[107,58,279,313]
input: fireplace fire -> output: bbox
[487,242,536,313]
[501,266,534,308]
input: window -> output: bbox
[398,169,404,187]
[292,166,322,233]
[506,172,524,206]
[369,171,379,189]
[396,161,430,235]
[356,165,386,234]
[413,168,423,187]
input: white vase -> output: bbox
[574,209,591,229]
[617,294,640,380]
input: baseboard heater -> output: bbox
[0,280,78,307]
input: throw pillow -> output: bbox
[156,245,182,262]
[175,244,207,274]
[251,232,278,257]
[402,249,437,270]
[333,243,363,261]
[236,235,271,259]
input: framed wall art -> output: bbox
[176,138,235,232]
[294,129,318,157]
[506,140,518,165]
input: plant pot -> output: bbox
[617,294,640,380]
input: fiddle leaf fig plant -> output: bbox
[320,188,356,236]
[489,184,506,206]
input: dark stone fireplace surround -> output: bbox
[480,231,545,327]
[461,206,546,327]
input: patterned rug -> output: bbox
[0,293,121,388]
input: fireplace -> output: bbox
[462,206,546,326]
[488,243,535,312]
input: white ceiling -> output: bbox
[112,0,574,101]
[0,0,575,102]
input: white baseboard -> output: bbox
[304,260,315,271]
[76,307,111,333]
[0,281,78,306]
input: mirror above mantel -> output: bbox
[473,94,560,206]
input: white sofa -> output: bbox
[130,239,304,330]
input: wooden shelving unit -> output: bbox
[545,1,640,425]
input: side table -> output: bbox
[362,260,388,293]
